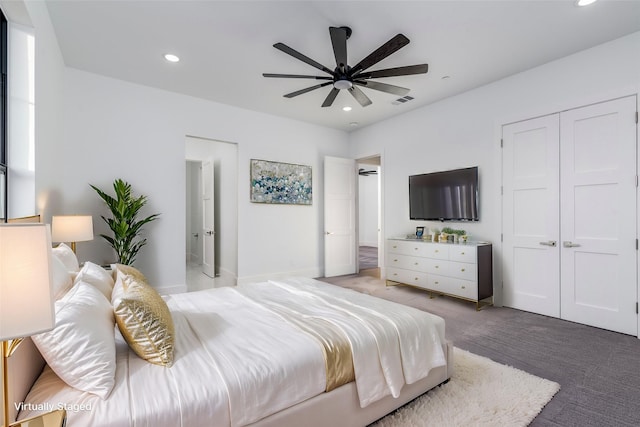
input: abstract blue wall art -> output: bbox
[250,159,312,205]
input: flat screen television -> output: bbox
[409,166,479,221]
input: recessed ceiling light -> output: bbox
[349,122,359,127]
[342,106,352,112]
[164,53,180,63]
[575,0,597,6]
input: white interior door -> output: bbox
[202,159,215,278]
[324,156,356,277]
[560,96,637,335]
[503,114,561,317]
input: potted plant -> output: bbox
[90,179,160,266]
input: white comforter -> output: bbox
[19,278,446,427]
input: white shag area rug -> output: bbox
[372,347,560,427]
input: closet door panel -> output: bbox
[560,96,637,335]
[502,114,560,317]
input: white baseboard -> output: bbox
[237,267,322,286]
[216,267,238,287]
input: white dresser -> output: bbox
[386,238,493,309]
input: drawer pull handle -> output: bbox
[414,247,419,251]
[461,285,466,289]
[414,277,419,281]
[461,268,466,272]
[393,245,397,249]
[461,252,465,255]
[435,250,439,253]
[394,259,398,262]
[435,265,439,269]
[393,273,397,276]
[414,262,419,265]
[435,281,439,285]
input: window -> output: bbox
[0,8,6,222]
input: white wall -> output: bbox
[349,31,640,303]
[185,160,201,263]
[41,68,348,292]
[358,165,379,247]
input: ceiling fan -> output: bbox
[263,26,428,108]
[359,168,378,176]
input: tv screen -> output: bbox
[409,166,479,221]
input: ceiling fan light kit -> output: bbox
[263,26,429,108]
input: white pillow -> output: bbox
[51,243,80,273]
[51,254,73,300]
[32,281,116,399]
[111,270,126,305]
[74,261,114,300]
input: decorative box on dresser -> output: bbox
[386,238,493,310]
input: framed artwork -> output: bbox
[250,159,312,205]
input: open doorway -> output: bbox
[185,136,238,291]
[357,156,381,277]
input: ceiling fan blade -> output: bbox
[284,82,333,98]
[356,64,429,79]
[273,42,335,76]
[263,73,333,80]
[354,80,410,96]
[350,34,410,75]
[322,88,340,107]
[329,27,348,72]
[348,85,372,107]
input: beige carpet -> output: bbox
[372,347,560,427]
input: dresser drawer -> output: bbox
[449,246,477,263]
[387,267,428,288]
[387,254,426,272]
[425,258,449,275]
[425,274,449,293]
[442,278,478,300]
[387,240,427,257]
[448,261,477,281]
[423,244,449,260]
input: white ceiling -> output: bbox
[45,0,640,132]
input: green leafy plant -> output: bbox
[90,179,160,266]
[442,227,466,236]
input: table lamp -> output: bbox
[0,224,55,427]
[51,215,94,253]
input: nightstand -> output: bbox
[10,410,66,427]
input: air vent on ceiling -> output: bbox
[392,95,415,106]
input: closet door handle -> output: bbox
[563,241,581,248]
[539,241,557,247]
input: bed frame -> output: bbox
[9,338,452,426]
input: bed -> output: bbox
[11,258,452,427]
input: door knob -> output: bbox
[539,241,557,247]
[563,241,581,248]
[205,230,214,236]
[326,231,334,235]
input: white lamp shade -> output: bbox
[0,224,55,341]
[52,215,94,243]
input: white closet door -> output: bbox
[560,96,637,335]
[502,114,560,317]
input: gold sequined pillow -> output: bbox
[113,263,149,283]
[114,274,175,367]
